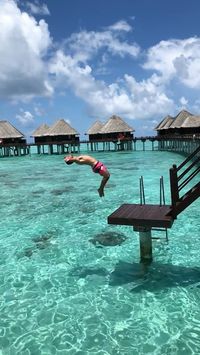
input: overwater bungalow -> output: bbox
[154,115,174,136]
[86,115,135,151]
[155,110,196,137]
[86,120,104,142]
[155,110,200,153]
[170,111,200,136]
[0,120,28,157]
[180,115,200,135]
[31,124,50,143]
[32,119,80,154]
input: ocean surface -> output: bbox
[0,144,200,355]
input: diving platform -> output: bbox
[108,204,174,229]
[107,145,200,263]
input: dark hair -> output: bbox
[66,160,74,165]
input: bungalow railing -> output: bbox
[87,134,200,142]
[169,145,200,217]
[86,137,134,143]
[0,140,80,147]
[0,142,27,147]
[157,133,200,140]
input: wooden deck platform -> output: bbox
[108,204,174,229]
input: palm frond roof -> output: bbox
[99,115,134,134]
[45,119,79,136]
[86,121,104,135]
[154,115,174,130]
[31,124,50,137]
[180,115,200,128]
[169,110,193,128]
[0,120,25,138]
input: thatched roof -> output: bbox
[180,115,200,128]
[170,110,193,129]
[155,115,174,130]
[31,124,49,137]
[0,120,25,138]
[45,119,79,136]
[99,115,134,134]
[86,121,104,135]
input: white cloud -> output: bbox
[144,37,200,89]
[34,105,45,116]
[108,20,132,32]
[49,23,179,120]
[124,74,174,118]
[16,110,34,125]
[49,51,174,120]
[0,0,53,100]
[179,96,188,106]
[65,118,71,125]
[26,1,50,16]
[66,24,140,61]
[3,0,200,124]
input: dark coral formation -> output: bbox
[89,231,127,247]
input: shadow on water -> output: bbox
[112,166,139,171]
[50,186,75,195]
[69,260,200,292]
[70,266,108,278]
[109,260,200,291]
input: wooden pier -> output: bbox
[0,135,199,157]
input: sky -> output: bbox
[1,0,200,140]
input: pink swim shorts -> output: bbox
[92,161,107,176]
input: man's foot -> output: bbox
[98,188,104,197]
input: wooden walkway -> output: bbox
[108,204,174,229]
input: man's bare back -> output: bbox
[68,155,97,166]
[64,154,110,197]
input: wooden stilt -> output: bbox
[139,227,152,263]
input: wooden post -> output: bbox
[169,164,179,218]
[138,227,152,263]
[48,144,53,155]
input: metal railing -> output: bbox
[139,175,166,206]
[139,176,146,205]
[160,176,166,206]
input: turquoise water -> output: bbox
[0,147,200,355]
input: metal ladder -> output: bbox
[139,175,168,242]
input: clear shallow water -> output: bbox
[0,148,200,355]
